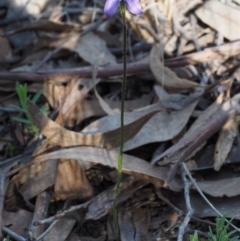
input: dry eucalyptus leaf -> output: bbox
[3,209,33,237]
[44,83,153,127]
[188,94,224,133]
[81,98,159,135]
[81,94,199,151]
[5,160,57,208]
[44,81,71,110]
[75,32,116,65]
[170,94,226,161]
[40,80,97,202]
[124,99,199,151]
[92,52,118,115]
[171,192,240,219]
[60,79,96,116]
[55,78,100,126]
[214,117,238,171]
[197,175,240,197]
[60,92,153,128]
[150,45,202,90]
[30,146,182,191]
[152,93,240,165]
[43,218,76,241]
[27,101,158,149]
[44,31,116,65]
[195,1,240,41]
[154,85,204,110]
[53,159,94,201]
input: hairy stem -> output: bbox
[113,2,127,241]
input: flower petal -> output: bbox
[124,0,142,15]
[104,0,120,17]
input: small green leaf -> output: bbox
[227,229,238,237]
[32,89,43,103]
[11,105,26,113]
[6,234,11,241]
[12,116,31,124]
[40,104,48,114]
[207,214,238,241]
[13,83,42,137]
[16,82,28,110]
[190,231,199,241]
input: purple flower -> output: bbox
[104,0,142,17]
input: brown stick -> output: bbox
[0,63,150,82]
[1,40,240,83]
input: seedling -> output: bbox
[4,234,11,241]
[11,82,47,136]
[208,214,238,241]
[190,214,239,241]
[190,231,200,241]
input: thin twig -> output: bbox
[155,188,215,226]
[2,227,25,241]
[155,188,183,214]
[36,220,59,241]
[34,202,89,226]
[2,217,58,241]
[182,162,240,233]
[177,164,194,241]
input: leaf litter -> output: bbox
[2,0,240,240]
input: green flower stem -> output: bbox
[113,2,127,241]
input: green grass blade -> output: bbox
[40,104,48,114]
[16,82,27,110]
[190,231,199,241]
[31,89,43,103]
[12,116,31,124]
[11,105,26,113]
